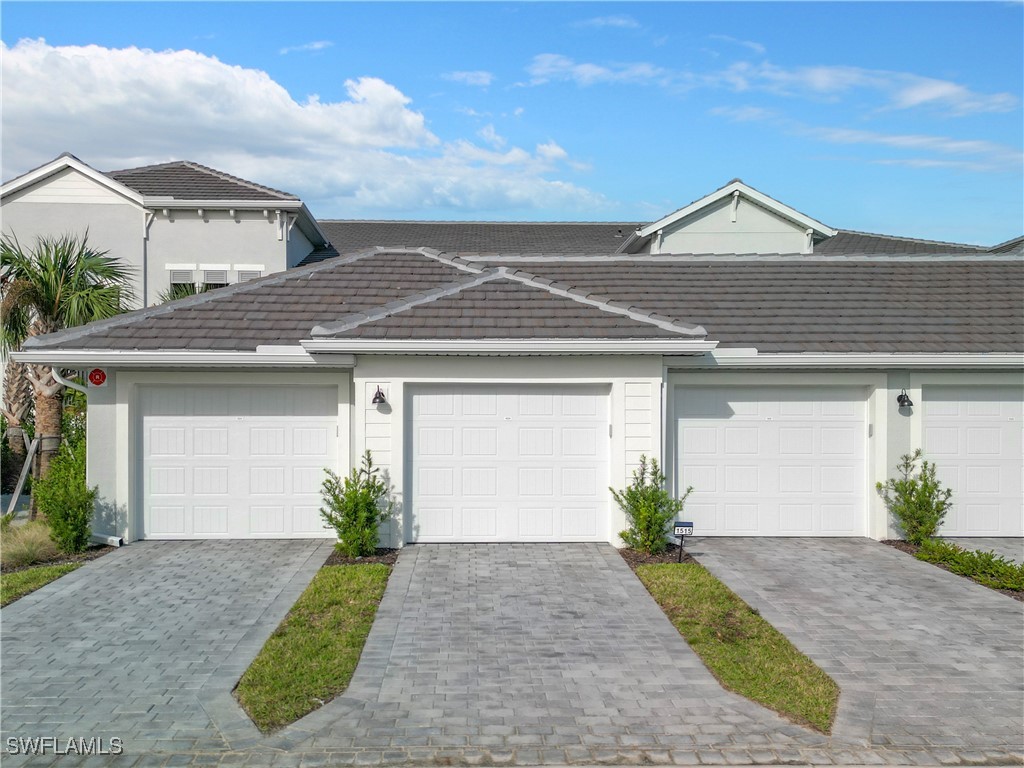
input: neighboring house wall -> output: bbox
[146,210,287,300]
[656,196,808,254]
[286,226,313,268]
[2,169,147,305]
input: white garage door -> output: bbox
[675,386,867,536]
[140,385,338,539]
[408,385,609,542]
[923,385,1023,537]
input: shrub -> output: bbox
[916,539,1024,591]
[612,456,692,554]
[0,520,58,568]
[32,438,95,554]
[876,450,952,545]
[319,451,393,558]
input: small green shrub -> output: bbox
[33,438,95,554]
[0,520,58,568]
[612,456,692,554]
[916,539,1024,591]
[876,450,953,545]
[320,451,393,558]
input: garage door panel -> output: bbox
[141,385,337,539]
[409,385,609,543]
[675,385,867,536]
[924,385,1023,537]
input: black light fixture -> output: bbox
[896,389,914,408]
[371,386,387,405]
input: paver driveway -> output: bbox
[0,539,331,757]
[693,537,1024,761]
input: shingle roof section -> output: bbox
[304,221,642,263]
[24,251,1023,355]
[325,277,683,339]
[816,230,987,255]
[488,259,1023,353]
[27,251,470,351]
[989,236,1024,254]
[106,161,298,201]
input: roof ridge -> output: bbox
[497,266,706,337]
[310,269,500,337]
[23,248,383,350]
[834,228,987,250]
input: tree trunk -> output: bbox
[33,381,65,522]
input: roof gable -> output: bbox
[1,153,144,206]
[638,179,837,249]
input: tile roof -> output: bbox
[320,277,685,339]
[815,230,988,255]
[304,221,642,263]
[305,220,991,262]
[24,250,1023,355]
[106,161,298,201]
[989,235,1024,254]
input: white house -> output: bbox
[1,153,333,306]
[9,177,1024,546]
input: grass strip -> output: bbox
[636,563,838,733]
[235,564,391,732]
[1,563,81,607]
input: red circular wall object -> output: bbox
[88,368,107,387]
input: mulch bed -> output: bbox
[882,539,1023,603]
[323,547,400,567]
[619,544,697,571]
[1,544,115,575]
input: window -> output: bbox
[237,270,262,282]
[203,270,229,290]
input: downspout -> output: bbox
[50,368,123,547]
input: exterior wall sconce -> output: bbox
[371,386,387,405]
[896,389,914,408]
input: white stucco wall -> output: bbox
[655,196,808,254]
[2,170,148,306]
[146,211,289,304]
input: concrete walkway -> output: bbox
[692,537,1024,761]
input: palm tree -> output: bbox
[1,232,133,483]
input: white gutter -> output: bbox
[12,348,357,368]
[302,339,719,355]
[665,350,1024,369]
[51,368,89,395]
[142,198,305,210]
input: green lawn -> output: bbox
[1,563,81,607]
[235,563,391,732]
[636,563,839,733]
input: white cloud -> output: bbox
[1,39,605,217]
[527,54,676,87]
[279,40,333,55]
[711,106,1022,173]
[708,34,766,55]
[443,70,494,87]
[526,52,1017,117]
[575,15,640,29]
[478,124,506,149]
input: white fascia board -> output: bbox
[164,263,198,271]
[638,181,837,240]
[302,339,719,355]
[295,203,331,247]
[665,351,1024,369]
[1,155,144,206]
[143,198,304,211]
[11,348,356,368]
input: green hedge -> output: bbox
[916,539,1024,591]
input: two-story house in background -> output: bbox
[1,153,334,306]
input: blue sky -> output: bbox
[2,2,1022,245]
